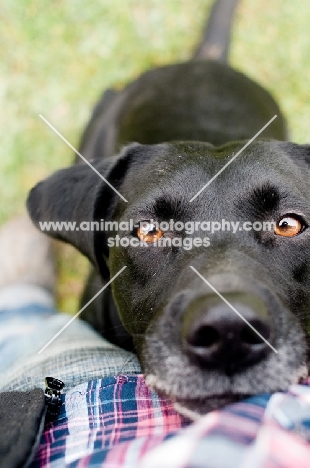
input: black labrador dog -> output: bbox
[27,0,310,417]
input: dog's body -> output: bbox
[28,0,310,417]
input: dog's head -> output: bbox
[27,139,310,417]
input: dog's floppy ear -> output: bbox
[27,143,140,274]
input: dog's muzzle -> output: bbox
[142,273,308,417]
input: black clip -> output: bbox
[44,377,65,418]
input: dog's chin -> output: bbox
[173,394,247,420]
[145,374,249,420]
[173,365,310,419]
[145,364,309,421]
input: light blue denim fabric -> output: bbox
[0,285,141,392]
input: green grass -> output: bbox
[1,0,310,311]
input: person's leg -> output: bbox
[0,216,141,393]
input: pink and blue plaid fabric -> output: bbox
[31,375,310,468]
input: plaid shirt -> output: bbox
[31,375,310,468]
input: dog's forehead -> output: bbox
[120,140,308,211]
[129,140,299,182]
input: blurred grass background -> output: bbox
[1,0,310,312]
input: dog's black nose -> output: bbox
[183,294,271,375]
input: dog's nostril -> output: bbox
[188,325,219,348]
[241,327,262,345]
[240,322,270,345]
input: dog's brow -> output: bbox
[154,197,186,219]
[239,184,280,217]
[128,196,187,221]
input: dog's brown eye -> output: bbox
[274,216,304,237]
[137,222,163,243]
